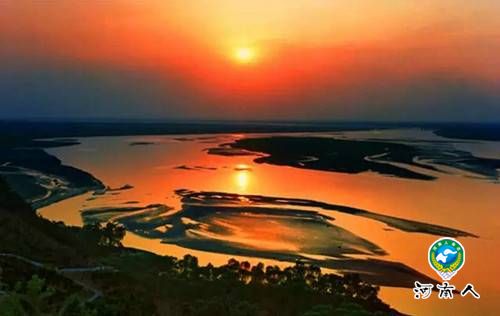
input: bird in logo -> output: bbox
[436,249,458,264]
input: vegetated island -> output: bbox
[0,177,399,315]
[433,123,500,141]
[209,136,500,181]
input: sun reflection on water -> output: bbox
[234,164,251,191]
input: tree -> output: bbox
[11,274,55,315]
[179,254,199,278]
[102,222,126,247]
[82,222,126,247]
[302,305,334,316]
[250,262,265,285]
[0,275,97,316]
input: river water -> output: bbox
[39,129,500,315]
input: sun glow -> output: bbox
[234,165,252,191]
[234,47,255,64]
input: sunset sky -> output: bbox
[1,0,499,121]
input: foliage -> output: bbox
[85,253,391,315]
[168,256,380,304]
[0,275,97,316]
[82,222,126,247]
[303,303,378,316]
[302,305,335,316]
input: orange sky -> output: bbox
[1,0,499,120]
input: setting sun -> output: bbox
[234,47,255,63]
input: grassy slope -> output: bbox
[0,177,103,265]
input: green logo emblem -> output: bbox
[428,237,465,280]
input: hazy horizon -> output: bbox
[1,116,499,124]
